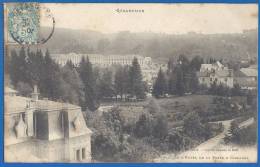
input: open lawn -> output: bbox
[101,95,250,129]
[106,95,216,129]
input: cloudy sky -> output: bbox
[43,3,258,34]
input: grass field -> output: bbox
[100,94,249,129]
[109,95,216,128]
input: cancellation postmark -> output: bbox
[6,3,55,45]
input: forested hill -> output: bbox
[41,27,257,62]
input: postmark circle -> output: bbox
[8,3,55,45]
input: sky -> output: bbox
[42,3,258,34]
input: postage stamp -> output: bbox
[6,3,55,45]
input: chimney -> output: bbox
[31,85,39,101]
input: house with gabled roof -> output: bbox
[4,86,92,162]
[197,61,234,88]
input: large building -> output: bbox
[4,86,92,162]
[197,61,234,88]
[51,53,152,68]
[51,53,158,84]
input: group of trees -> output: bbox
[7,47,85,106]
[152,55,203,97]
[113,58,146,100]
[90,98,224,162]
[152,55,247,98]
[6,47,146,111]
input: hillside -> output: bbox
[38,28,258,63]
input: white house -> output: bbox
[197,61,234,88]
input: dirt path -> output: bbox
[153,119,256,163]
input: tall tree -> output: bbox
[9,50,20,87]
[129,58,146,99]
[190,56,204,71]
[27,49,45,86]
[175,66,185,96]
[168,70,177,95]
[9,47,29,87]
[61,64,84,104]
[41,49,65,100]
[98,69,115,99]
[152,68,167,98]
[78,56,99,111]
[114,66,129,100]
[190,71,199,93]
[167,57,175,74]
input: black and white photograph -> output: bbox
[4,3,258,162]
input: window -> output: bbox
[210,78,212,81]
[82,148,86,159]
[76,149,80,161]
[225,78,228,82]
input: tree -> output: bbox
[190,71,199,93]
[178,54,190,71]
[168,70,177,95]
[26,49,45,86]
[190,56,203,71]
[183,112,205,140]
[216,83,229,96]
[152,68,167,98]
[167,57,175,74]
[78,56,99,111]
[134,114,153,138]
[9,49,19,86]
[175,66,185,96]
[16,81,33,97]
[231,83,241,96]
[114,66,129,100]
[146,98,160,114]
[9,47,28,87]
[40,49,65,100]
[65,59,75,69]
[152,114,168,139]
[98,69,115,99]
[209,81,217,94]
[129,58,146,99]
[60,64,84,104]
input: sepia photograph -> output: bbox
[4,3,258,163]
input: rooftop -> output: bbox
[5,95,79,114]
[240,68,257,77]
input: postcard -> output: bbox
[3,3,258,163]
